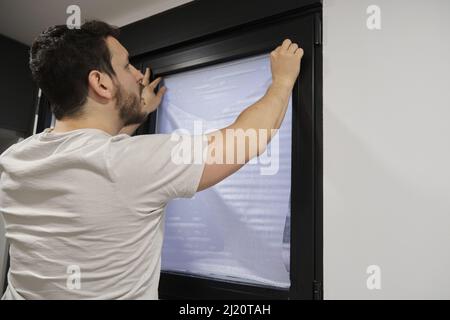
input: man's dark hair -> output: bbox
[30,20,120,120]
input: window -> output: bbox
[156,54,292,288]
[111,0,321,298]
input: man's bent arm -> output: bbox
[197,80,294,191]
[229,80,293,157]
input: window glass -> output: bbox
[157,54,292,288]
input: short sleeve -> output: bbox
[106,133,208,211]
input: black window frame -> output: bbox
[126,0,323,300]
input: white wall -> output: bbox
[323,0,450,299]
[0,0,194,45]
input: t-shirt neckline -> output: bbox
[41,127,112,139]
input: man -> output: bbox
[0,20,303,299]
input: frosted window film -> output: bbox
[157,54,292,288]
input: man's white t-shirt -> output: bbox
[0,128,207,299]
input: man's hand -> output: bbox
[118,68,166,136]
[140,67,166,115]
[270,39,304,89]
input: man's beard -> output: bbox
[114,83,147,127]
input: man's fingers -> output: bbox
[142,67,150,86]
[281,39,292,51]
[148,77,162,89]
[295,47,304,58]
[157,86,167,98]
[288,43,298,53]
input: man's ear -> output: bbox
[87,70,114,100]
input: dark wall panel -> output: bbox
[0,35,36,135]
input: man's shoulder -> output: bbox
[109,133,175,146]
[0,135,29,160]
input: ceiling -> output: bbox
[0,0,193,46]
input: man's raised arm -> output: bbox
[197,39,304,191]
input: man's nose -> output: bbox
[132,65,144,82]
[137,70,144,82]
